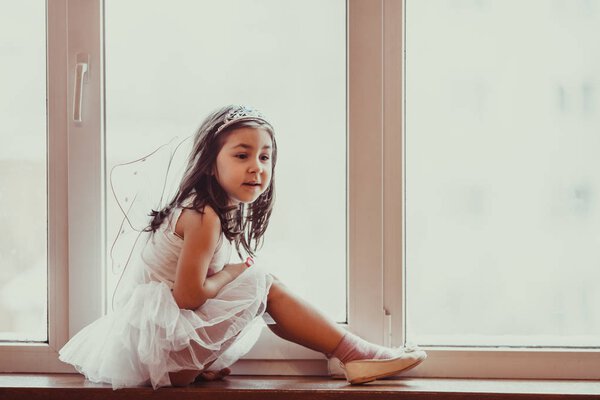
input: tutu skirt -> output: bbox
[59,266,274,390]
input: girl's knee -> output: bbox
[267,274,290,307]
[267,276,287,303]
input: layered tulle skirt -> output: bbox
[59,266,274,390]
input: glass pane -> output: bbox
[105,0,347,321]
[0,2,48,342]
[406,0,600,347]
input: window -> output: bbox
[406,0,600,348]
[104,0,347,324]
[0,0,384,374]
[400,0,600,378]
[0,1,47,343]
[3,0,596,379]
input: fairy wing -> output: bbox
[108,135,193,309]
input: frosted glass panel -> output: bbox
[406,0,600,347]
[105,1,346,321]
[0,3,47,341]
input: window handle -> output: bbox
[73,53,89,123]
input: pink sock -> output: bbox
[328,332,399,364]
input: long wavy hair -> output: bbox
[146,105,277,259]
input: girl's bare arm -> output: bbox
[172,206,246,309]
[200,262,247,299]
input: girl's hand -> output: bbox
[221,262,248,280]
[200,261,250,305]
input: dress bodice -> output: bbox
[140,203,232,289]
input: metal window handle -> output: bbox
[73,54,89,123]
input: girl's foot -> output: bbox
[328,332,427,384]
[340,345,427,384]
[193,367,231,382]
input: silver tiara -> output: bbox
[215,105,271,134]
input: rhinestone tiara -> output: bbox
[215,105,271,135]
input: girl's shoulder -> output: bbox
[174,202,221,242]
[178,195,218,221]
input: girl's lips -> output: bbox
[243,183,261,189]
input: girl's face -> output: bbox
[214,127,273,205]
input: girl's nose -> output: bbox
[248,159,262,173]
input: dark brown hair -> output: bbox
[145,105,277,259]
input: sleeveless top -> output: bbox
[140,202,232,289]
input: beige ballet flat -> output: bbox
[340,345,427,385]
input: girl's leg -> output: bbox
[265,277,427,385]
[265,276,346,354]
[265,276,424,364]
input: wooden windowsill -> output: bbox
[1,374,599,400]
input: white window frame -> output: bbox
[2,0,598,380]
[384,0,600,380]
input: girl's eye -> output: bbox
[260,155,270,161]
[235,154,248,159]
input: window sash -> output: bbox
[0,0,81,372]
[382,0,600,379]
[0,0,385,373]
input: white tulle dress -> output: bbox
[58,201,274,390]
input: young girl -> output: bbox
[58,105,427,390]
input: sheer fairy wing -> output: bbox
[108,135,193,309]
